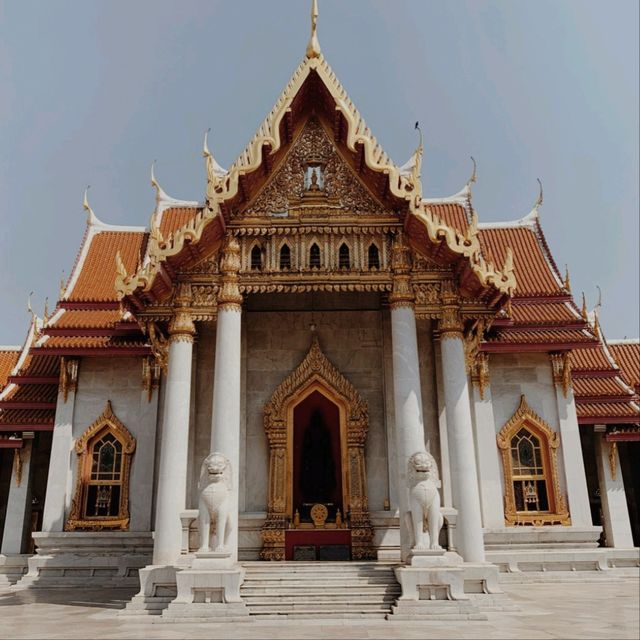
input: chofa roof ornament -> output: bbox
[306,0,321,59]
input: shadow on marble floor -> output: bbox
[0,587,137,610]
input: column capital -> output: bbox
[389,232,414,309]
[169,283,196,341]
[550,351,572,397]
[218,235,243,311]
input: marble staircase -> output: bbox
[240,561,401,619]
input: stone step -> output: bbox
[242,595,398,605]
[241,586,400,596]
[245,603,393,613]
[242,579,396,587]
[251,612,389,620]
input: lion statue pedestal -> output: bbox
[164,453,248,620]
[390,450,504,620]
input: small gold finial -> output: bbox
[43,297,49,325]
[581,292,588,321]
[82,185,98,225]
[59,271,66,300]
[306,0,321,59]
[150,160,160,191]
[563,265,571,293]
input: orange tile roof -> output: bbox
[50,309,124,330]
[0,350,20,390]
[39,336,147,350]
[67,230,147,302]
[571,345,616,372]
[479,227,562,296]
[509,302,579,325]
[576,401,639,420]
[159,207,199,237]
[0,408,55,426]
[428,203,469,235]
[573,376,632,398]
[1,383,57,403]
[609,342,640,389]
[485,328,596,345]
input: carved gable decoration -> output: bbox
[241,118,387,217]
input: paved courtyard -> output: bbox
[0,577,638,639]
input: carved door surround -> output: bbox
[260,335,374,560]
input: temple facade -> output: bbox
[0,1,638,617]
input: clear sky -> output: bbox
[0,0,638,344]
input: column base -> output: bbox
[0,554,30,587]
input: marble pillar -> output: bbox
[595,435,634,548]
[439,284,485,564]
[208,236,243,564]
[42,359,78,532]
[470,355,505,529]
[551,356,592,527]
[388,235,427,560]
[152,302,195,566]
[1,439,33,554]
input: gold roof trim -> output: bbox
[117,48,516,299]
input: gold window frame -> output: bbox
[497,395,570,526]
[66,401,136,531]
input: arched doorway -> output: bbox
[260,336,374,561]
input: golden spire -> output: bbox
[306,0,321,59]
[563,264,571,293]
[580,292,588,321]
[43,297,49,325]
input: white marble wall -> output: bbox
[70,357,159,531]
[238,306,389,513]
[489,353,569,497]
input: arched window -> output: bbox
[250,245,262,270]
[66,401,135,531]
[309,243,321,269]
[338,243,350,269]
[279,244,291,270]
[368,243,380,270]
[497,395,570,526]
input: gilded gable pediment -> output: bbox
[239,118,388,219]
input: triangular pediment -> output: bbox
[239,118,387,218]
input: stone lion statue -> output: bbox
[407,450,444,551]
[197,452,232,553]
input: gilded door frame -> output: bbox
[260,335,374,560]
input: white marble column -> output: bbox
[42,359,78,532]
[551,354,592,527]
[152,297,195,566]
[1,439,33,554]
[439,286,485,563]
[470,354,505,529]
[208,237,243,564]
[595,435,634,548]
[388,236,427,560]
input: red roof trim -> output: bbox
[59,301,121,311]
[0,401,57,410]
[481,342,598,353]
[30,347,151,357]
[0,424,54,432]
[6,376,59,385]
[578,416,640,425]
[575,395,636,404]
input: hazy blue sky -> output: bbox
[0,0,638,344]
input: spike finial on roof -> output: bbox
[563,264,571,293]
[27,291,34,318]
[534,178,544,210]
[468,156,477,186]
[581,292,588,321]
[43,297,49,325]
[203,128,212,159]
[83,186,99,226]
[59,271,66,300]
[306,0,321,59]
[595,285,602,311]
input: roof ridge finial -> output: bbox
[534,177,544,210]
[306,0,321,59]
[563,264,571,293]
[203,128,212,159]
[27,291,34,319]
[468,156,477,186]
[83,185,99,226]
[581,292,588,321]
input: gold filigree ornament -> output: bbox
[260,334,374,561]
[550,352,572,398]
[497,395,570,527]
[59,357,79,403]
[65,401,136,531]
